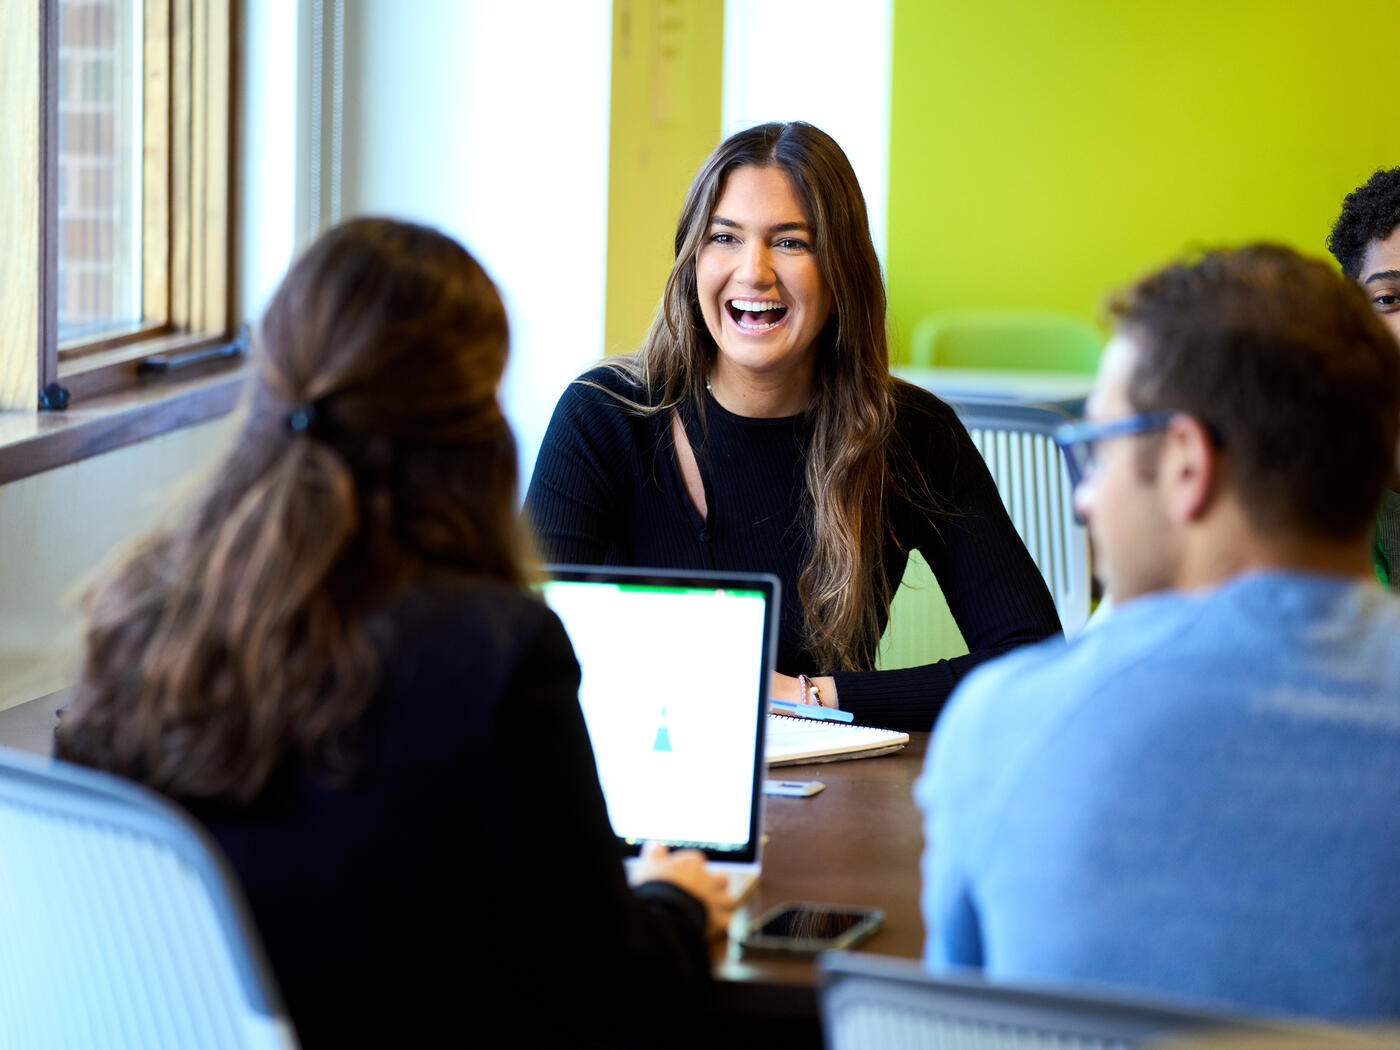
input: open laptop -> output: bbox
[540,565,778,900]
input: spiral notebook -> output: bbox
[766,713,908,766]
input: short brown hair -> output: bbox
[1109,244,1400,541]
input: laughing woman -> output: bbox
[525,122,1061,731]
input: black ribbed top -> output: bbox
[1378,490,1400,591]
[525,366,1061,731]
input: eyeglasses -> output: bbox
[1051,411,1177,490]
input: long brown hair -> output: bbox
[56,218,526,803]
[607,122,906,671]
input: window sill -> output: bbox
[0,363,247,485]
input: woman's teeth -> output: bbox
[727,299,788,330]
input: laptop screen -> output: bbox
[540,565,777,863]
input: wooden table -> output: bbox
[3,691,925,1045]
[707,732,929,1042]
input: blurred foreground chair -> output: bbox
[819,952,1397,1050]
[911,310,1102,373]
[0,745,298,1050]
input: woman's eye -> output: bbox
[1374,293,1400,309]
[708,233,736,245]
[775,238,810,251]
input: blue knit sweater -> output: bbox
[919,572,1400,1020]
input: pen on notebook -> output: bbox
[768,699,855,723]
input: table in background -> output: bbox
[895,364,1092,415]
[707,732,929,1042]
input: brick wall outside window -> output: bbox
[57,0,141,343]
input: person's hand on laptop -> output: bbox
[632,841,737,939]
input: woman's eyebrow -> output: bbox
[708,215,813,233]
[1363,269,1400,284]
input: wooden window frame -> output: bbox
[1,0,238,412]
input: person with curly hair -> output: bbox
[526,122,1061,732]
[1328,167,1400,340]
[1329,167,1400,589]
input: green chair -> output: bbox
[910,310,1103,373]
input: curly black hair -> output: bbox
[1327,168,1400,279]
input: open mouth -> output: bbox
[726,298,789,332]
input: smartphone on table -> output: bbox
[738,901,883,957]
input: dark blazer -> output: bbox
[187,580,709,1048]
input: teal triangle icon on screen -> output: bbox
[652,725,672,751]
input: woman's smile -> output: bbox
[726,297,789,331]
[697,164,832,415]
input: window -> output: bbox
[56,0,145,344]
[0,0,236,410]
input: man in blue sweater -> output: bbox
[917,245,1400,1021]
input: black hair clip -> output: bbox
[286,402,321,434]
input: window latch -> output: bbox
[136,325,249,376]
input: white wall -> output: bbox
[0,419,236,711]
[722,0,893,265]
[239,1,895,486]
[237,0,613,485]
[236,0,300,327]
[338,0,613,486]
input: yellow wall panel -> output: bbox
[605,0,723,357]
[887,1,1400,359]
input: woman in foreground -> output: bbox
[527,122,1061,730]
[56,218,732,1047]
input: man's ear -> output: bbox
[1158,413,1218,524]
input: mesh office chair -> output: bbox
[875,397,1092,669]
[951,397,1092,635]
[0,745,299,1050]
[818,952,1387,1050]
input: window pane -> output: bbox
[57,0,143,343]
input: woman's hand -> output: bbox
[769,672,840,708]
[632,841,736,939]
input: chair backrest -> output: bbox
[818,952,1356,1050]
[911,310,1103,373]
[0,745,299,1050]
[949,397,1092,635]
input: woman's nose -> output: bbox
[736,242,775,287]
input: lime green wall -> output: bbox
[604,0,723,357]
[887,1,1400,362]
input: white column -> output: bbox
[722,0,893,267]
